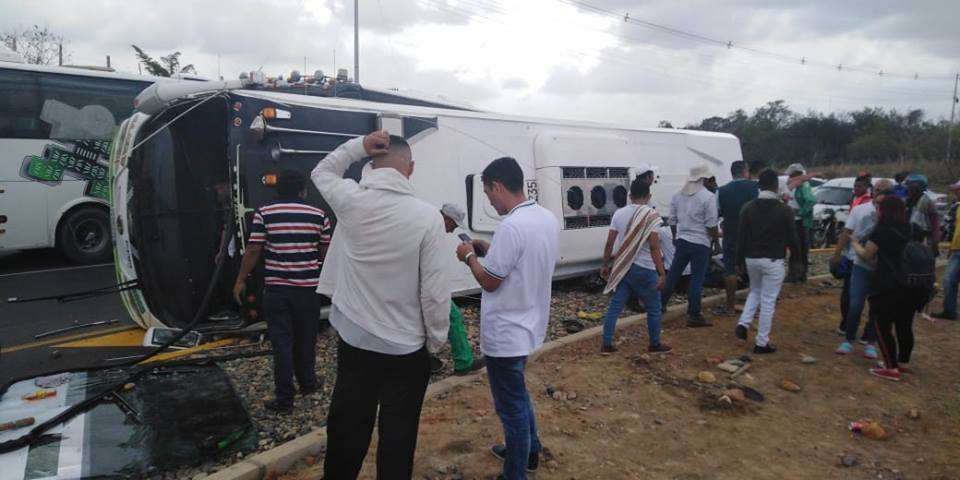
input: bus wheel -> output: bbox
[58,207,112,264]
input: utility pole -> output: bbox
[354,0,359,84]
[58,43,62,66]
[947,73,959,163]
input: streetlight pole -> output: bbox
[354,0,360,84]
[946,73,959,162]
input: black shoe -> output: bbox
[753,344,777,354]
[931,311,958,321]
[686,313,712,328]
[264,399,293,415]
[490,444,538,472]
[648,343,672,353]
[430,355,444,374]
[300,376,324,396]
[454,357,485,376]
[600,344,618,355]
[735,324,748,341]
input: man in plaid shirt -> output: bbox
[234,169,332,414]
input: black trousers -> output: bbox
[263,286,323,404]
[870,290,916,369]
[324,338,431,480]
[791,220,810,282]
[839,270,851,331]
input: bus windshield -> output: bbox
[126,97,231,327]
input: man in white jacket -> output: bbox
[311,130,450,479]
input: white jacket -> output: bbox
[311,137,450,353]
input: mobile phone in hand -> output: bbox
[457,233,472,242]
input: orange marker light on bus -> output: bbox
[261,107,277,120]
[262,174,278,186]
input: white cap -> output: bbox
[785,163,806,176]
[440,203,466,229]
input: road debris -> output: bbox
[779,380,801,392]
[0,417,35,432]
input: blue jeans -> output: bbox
[942,253,960,317]
[844,265,876,343]
[602,265,662,346]
[662,239,711,314]
[485,355,540,480]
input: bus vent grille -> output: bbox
[562,167,585,179]
[589,215,612,227]
[586,168,607,179]
[564,215,612,229]
[564,216,589,229]
[607,167,629,179]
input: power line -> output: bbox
[441,0,950,100]
[559,0,958,82]
[416,0,949,106]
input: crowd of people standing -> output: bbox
[601,160,940,385]
[232,127,944,478]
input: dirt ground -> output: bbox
[285,278,960,480]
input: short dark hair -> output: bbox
[730,161,747,178]
[630,176,651,199]
[638,170,654,183]
[748,160,767,176]
[854,175,870,186]
[895,171,910,183]
[481,157,524,193]
[277,169,307,199]
[877,196,907,226]
[388,135,409,151]
[758,169,779,191]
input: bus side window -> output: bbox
[0,69,46,139]
[37,74,150,141]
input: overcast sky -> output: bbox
[2,0,957,127]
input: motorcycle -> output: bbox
[812,208,840,248]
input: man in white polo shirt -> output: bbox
[456,157,559,480]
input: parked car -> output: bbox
[810,177,945,248]
[810,177,894,248]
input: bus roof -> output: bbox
[233,89,739,142]
[0,61,205,84]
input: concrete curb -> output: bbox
[209,273,837,479]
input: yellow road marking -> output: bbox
[56,329,145,348]
[2,325,140,354]
[140,339,238,363]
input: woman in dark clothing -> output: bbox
[852,196,926,382]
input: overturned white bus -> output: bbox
[110,80,742,329]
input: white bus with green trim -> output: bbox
[0,56,189,263]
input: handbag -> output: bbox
[829,256,852,279]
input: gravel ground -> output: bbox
[171,253,833,479]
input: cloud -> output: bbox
[0,0,956,130]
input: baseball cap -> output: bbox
[905,173,928,189]
[785,163,806,176]
[440,203,466,229]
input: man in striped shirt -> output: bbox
[233,169,331,414]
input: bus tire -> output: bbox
[57,207,112,264]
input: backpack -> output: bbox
[890,228,935,291]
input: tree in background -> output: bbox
[685,100,958,169]
[1,25,69,65]
[131,45,197,77]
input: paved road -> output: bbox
[0,249,140,388]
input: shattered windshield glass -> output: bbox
[1,365,256,479]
